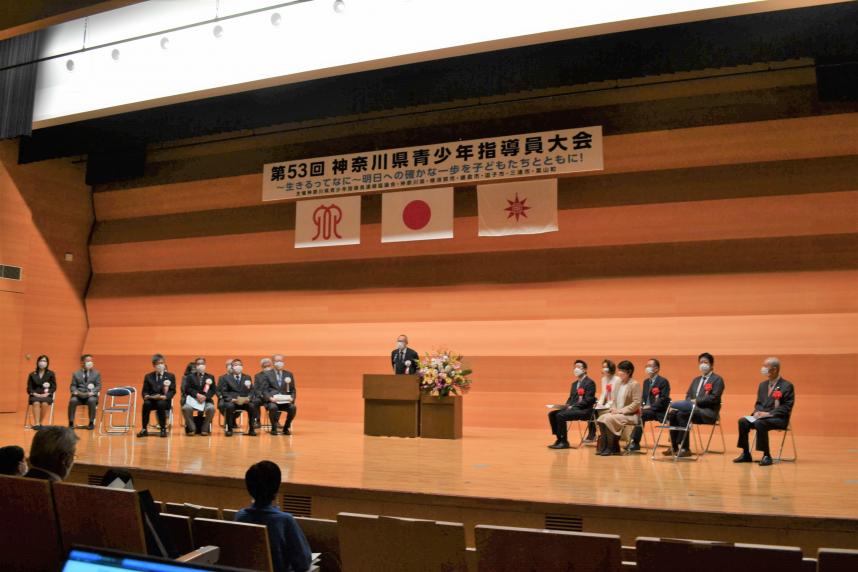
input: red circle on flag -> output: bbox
[402,200,431,230]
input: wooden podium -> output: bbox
[362,374,420,437]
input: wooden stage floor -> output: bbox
[3,415,857,522]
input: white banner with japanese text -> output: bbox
[263,126,602,201]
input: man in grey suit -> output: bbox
[68,354,101,430]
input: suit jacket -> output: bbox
[391,347,420,375]
[222,373,256,401]
[259,369,297,401]
[684,372,725,413]
[563,376,596,410]
[27,370,57,396]
[182,372,217,404]
[751,378,795,420]
[641,375,671,413]
[70,368,102,396]
[24,466,62,482]
[142,371,177,401]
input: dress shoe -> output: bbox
[547,439,561,448]
[628,442,641,452]
[68,422,74,428]
[33,425,43,431]
[270,428,279,435]
[136,429,148,438]
[733,452,752,463]
[87,422,95,430]
[185,429,194,436]
[676,449,693,458]
[159,428,167,438]
[758,455,774,466]
[583,434,596,443]
[225,428,233,437]
[200,431,210,436]
[662,448,676,456]
[595,434,607,455]
[247,428,257,436]
[548,440,570,449]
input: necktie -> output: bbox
[277,371,282,386]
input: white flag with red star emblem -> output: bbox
[381,187,454,243]
[477,179,558,237]
[295,195,361,248]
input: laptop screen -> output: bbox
[63,548,235,572]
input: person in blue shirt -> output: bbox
[236,460,312,572]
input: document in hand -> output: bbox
[744,415,757,423]
[185,395,205,412]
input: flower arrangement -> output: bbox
[417,349,473,397]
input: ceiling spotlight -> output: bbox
[213,24,224,38]
[160,36,169,49]
[333,0,345,13]
[66,59,74,71]
[111,48,120,61]
[270,12,282,26]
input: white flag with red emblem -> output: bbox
[381,187,454,243]
[295,195,361,248]
[477,179,558,236]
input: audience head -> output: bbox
[28,426,78,480]
[100,468,134,489]
[272,354,285,370]
[232,358,243,374]
[698,352,714,373]
[151,354,166,373]
[601,359,616,377]
[573,360,587,377]
[762,357,781,380]
[0,445,27,476]
[617,360,635,381]
[396,335,408,349]
[645,358,660,377]
[245,460,282,507]
[260,357,273,371]
[195,357,207,373]
[36,354,50,372]
[80,354,94,370]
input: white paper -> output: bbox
[743,415,756,423]
[185,395,205,412]
[274,394,294,404]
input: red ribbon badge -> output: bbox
[772,390,782,400]
[651,387,660,396]
[577,387,585,396]
[704,383,713,394]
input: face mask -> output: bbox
[155,364,166,373]
[233,365,243,373]
[274,361,284,369]
[196,364,206,373]
[645,366,654,375]
[397,341,406,349]
[37,361,47,369]
[602,367,610,374]
[699,363,710,373]
[760,367,770,376]
[84,361,94,370]
[573,367,584,377]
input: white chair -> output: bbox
[752,421,797,462]
[651,403,698,462]
[98,387,137,435]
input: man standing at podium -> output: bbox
[391,335,419,375]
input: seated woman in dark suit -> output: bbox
[27,354,56,429]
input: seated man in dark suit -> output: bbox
[181,357,217,436]
[236,461,312,572]
[222,358,259,437]
[24,426,79,482]
[666,352,725,457]
[548,360,597,449]
[216,358,235,421]
[67,354,101,430]
[734,357,795,466]
[391,334,420,375]
[629,358,671,451]
[137,353,176,438]
[260,354,298,436]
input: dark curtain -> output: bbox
[0,30,40,139]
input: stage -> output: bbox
[3,416,857,551]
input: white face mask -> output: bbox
[573,367,584,377]
[37,361,48,369]
[602,367,610,374]
[760,366,770,376]
[699,362,711,373]
[645,366,654,375]
[84,361,94,370]
[155,364,166,373]
[397,341,406,349]
[274,360,284,369]
[233,365,243,373]
[196,364,206,373]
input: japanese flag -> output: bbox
[477,178,558,236]
[295,195,361,248]
[381,187,454,243]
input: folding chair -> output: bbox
[752,421,797,462]
[23,401,55,429]
[99,386,137,435]
[651,403,698,462]
[694,413,726,455]
[565,408,597,448]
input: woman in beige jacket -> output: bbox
[596,360,642,456]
